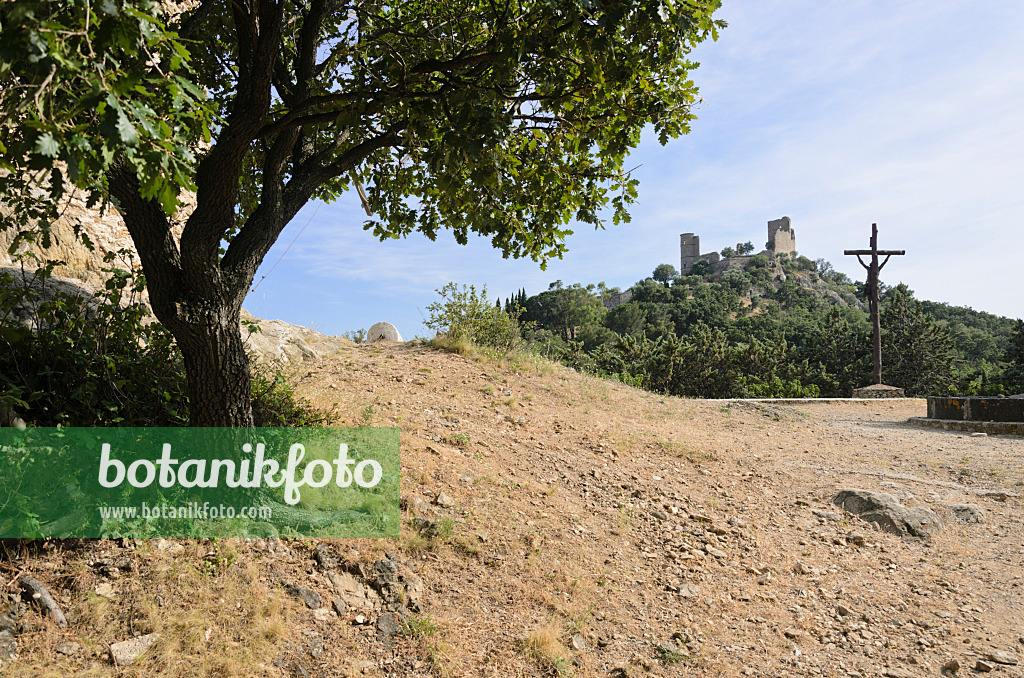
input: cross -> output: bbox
[845,223,905,386]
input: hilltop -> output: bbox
[4,339,1023,677]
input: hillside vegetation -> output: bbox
[499,254,1022,398]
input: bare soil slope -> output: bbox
[4,341,1023,678]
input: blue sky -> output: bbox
[244,0,1024,339]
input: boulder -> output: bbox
[833,489,942,539]
[367,321,402,342]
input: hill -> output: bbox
[3,340,1023,677]
[511,254,1022,398]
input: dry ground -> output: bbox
[3,340,1023,677]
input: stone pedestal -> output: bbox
[852,384,905,398]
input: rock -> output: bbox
[239,309,348,366]
[0,630,16,656]
[974,659,994,673]
[836,604,853,617]
[404,495,431,514]
[572,633,586,651]
[984,651,1018,665]
[326,571,381,610]
[833,489,943,539]
[109,633,160,666]
[376,612,400,648]
[846,532,867,546]
[412,517,439,536]
[942,658,960,672]
[978,490,1017,502]
[435,492,455,508]
[706,546,727,559]
[313,544,338,570]
[651,510,669,521]
[367,321,402,342]
[285,584,322,610]
[883,668,914,678]
[95,582,117,600]
[55,641,83,656]
[0,614,17,634]
[948,504,985,523]
[677,584,702,598]
[811,509,842,522]
[332,599,347,616]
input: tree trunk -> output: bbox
[173,305,254,428]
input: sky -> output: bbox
[243,0,1024,339]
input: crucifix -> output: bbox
[845,223,905,385]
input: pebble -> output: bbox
[974,660,995,673]
[436,492,455,508]
[942,659,960,672]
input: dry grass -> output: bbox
[523,621,572,676]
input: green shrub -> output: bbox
[1,258,331,427]
[425,282,531,352]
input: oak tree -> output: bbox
[2,0,723,425]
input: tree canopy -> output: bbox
[1,0,725,425]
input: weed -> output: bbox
[360,397,379,425]
[616,505,634,528]
[524,622,573,676]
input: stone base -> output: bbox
[907,417,1024,436]
[927,396,1024,422]
[853,384,905,399]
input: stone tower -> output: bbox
[680,233,701,273]
[767,217,796,255]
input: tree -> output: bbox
[652,263,678,286]
[736,241,754,255]
[689,259,712,277]
[880,284,957,395]
[719,246,734,258]
[1,0,725,425]
[1003,319,1024,393]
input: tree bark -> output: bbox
[175,306,254,427]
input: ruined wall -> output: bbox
[680,217,797,277]
[767,216,796,255]
[680,233,701,273]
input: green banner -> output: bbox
[0,427,399,538]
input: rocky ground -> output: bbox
[2,339,1022,677]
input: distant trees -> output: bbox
[1003,320,1024,393]
[497,256,1012,399]
[652,264,679,286]
[737,241,756,255]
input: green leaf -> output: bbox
[115,110,139,145]
[34,132,59,157]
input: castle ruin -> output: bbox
[680,216,796,275]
